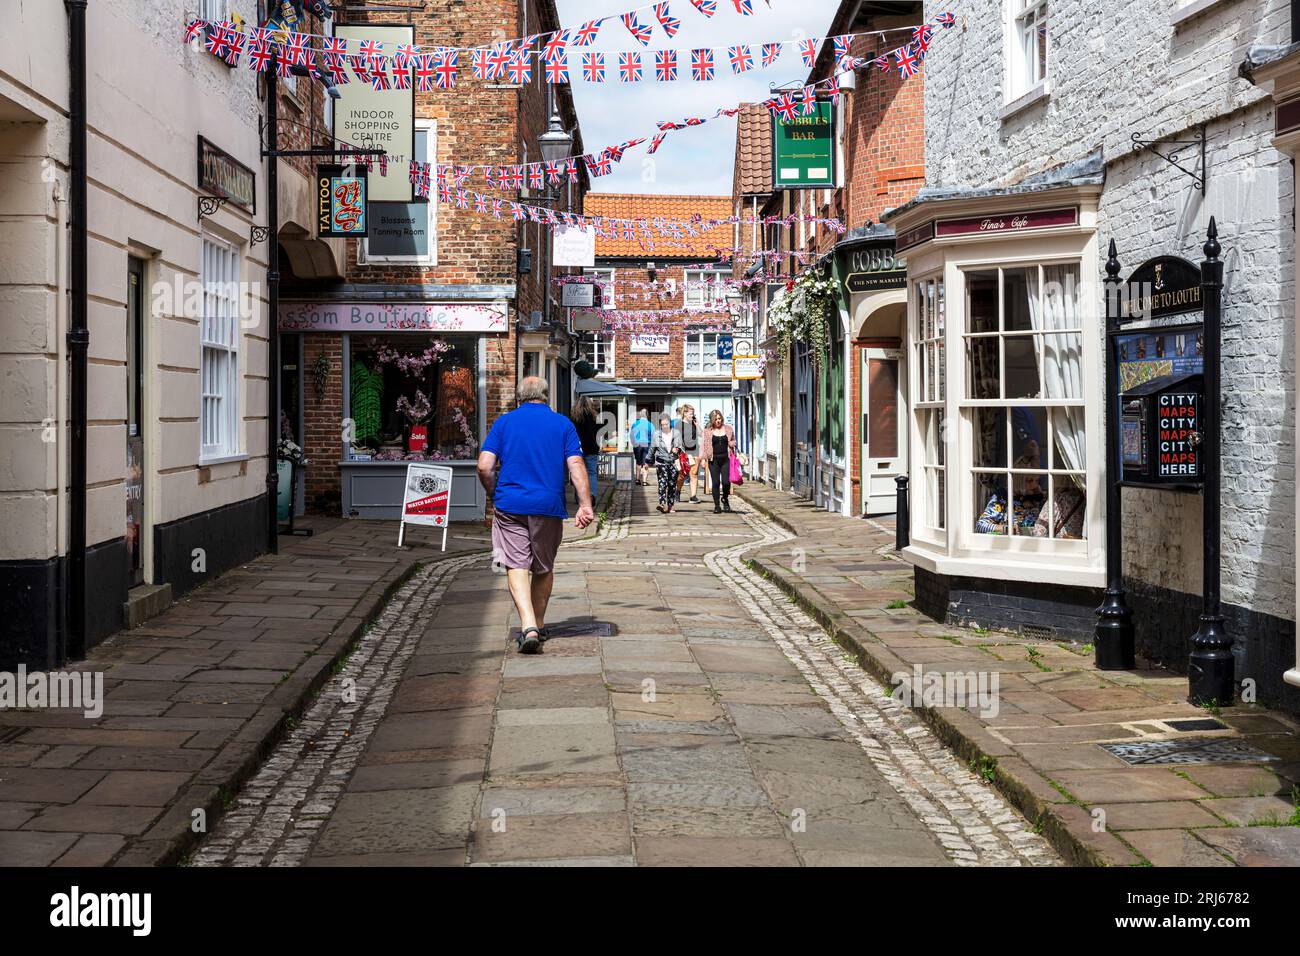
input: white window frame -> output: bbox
[360,120,438,266]
[683,332,724,378]
[912,274,947,541]
[584,267,615,308]
[1008,0,1049,101]
[200,234,242,463]
[582,333,616,378]
[200,0,228,22]
[683,269,725,310]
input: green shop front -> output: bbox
[279,298,507,521]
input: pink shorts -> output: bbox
[491,511,564,573]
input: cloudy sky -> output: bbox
[554,0,840,195]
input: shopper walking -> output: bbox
[629,408,653,486]
[651,412,682,513]
[571,396,602,500]
[699,409,737,513]
[677,404,705,503]
[477,376,595,654]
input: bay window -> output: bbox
[913,276,946,534]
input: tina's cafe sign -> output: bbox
[398,462,452,550]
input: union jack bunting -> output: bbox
[912,24,934,55]
[583,52,605,82]
[528,166,544,189]
[391,63,412,91]
[247,37,275,74]
[874,55,891,72]
[832,36,852,59]
[657,120,685,130]
[618,51,642,83]
[276,44,296,78]
[544,52,569,83]
[893,44,920,78]
[471,48,493,80]
[655,50,678,81]
[824,74,841,103]
[769,92,798,122]
[653,3,681,37]
[732,0,753,14]
[761,42,782,67]
[434,49,458,89]
[510,201,526,221]
[648,131,668,154]
[622,12,652,46]
[543,31,569,59]
[545,161,561,184]
[487,43,511,79]
[222,30,246,67]
[438,182,452,203]
[798,86,818,115]
[586,151,613,176]
[205,22,234,59]
[565,157,578,182]
[573,20,601,46]
[525,205,541,223]
[369,59,391,91]
[936,11,956,27]
[378,153,389,177]
[183,19,204,43]
[799,38,818,67]
[357,39,383,61]
[349,55,373,84]
[492,199,504,218]
[506,51,532,84]
[393,43,419,70]
[728,45,752,74]
[691,48,714,81]
[689,0,717,17]
[454,189,469,209]
[683,116,705,126]
[509,166,526,189]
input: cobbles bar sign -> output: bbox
[841,242,906,293]
[773,101,834,188]
[279,302,508,333]
[198,136,255,213]
[316,165,368,238]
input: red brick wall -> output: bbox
[302,333,344,512]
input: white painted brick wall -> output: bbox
[923,0,1296,621]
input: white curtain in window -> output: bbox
[1028,265,1085,485]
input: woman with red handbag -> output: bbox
[698,410,737,513]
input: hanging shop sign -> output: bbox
[629,333,670,353]
[553,224,597,268]
[841,242,906,293]
[732,355,763,380]
[772,100,834,189]
[570,308,603,332]
[397,462,452,550]
[561,282,598,308]
[1119,255,1203,323]
[716,334,734,360]
[334,23,415,202]
[316,165,368,238]
[278,301,507,333]
[198,136,256,213]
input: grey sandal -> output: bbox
[517,626,542,654]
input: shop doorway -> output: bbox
[792,340,815,497]
[125,257,145,586]
[861,346,906,515]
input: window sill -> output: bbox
[199,452,248,468]
[999,81,1051,122]
[899,541,1105,589]
[1171,0,1237,28]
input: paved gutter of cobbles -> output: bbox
[735,487,1136,867]
[120,541,488,867]
[136,489,617,867]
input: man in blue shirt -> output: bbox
[478,376,594,654]
[628,408,653,486]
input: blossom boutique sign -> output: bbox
[278,302,508,333]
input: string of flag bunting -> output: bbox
[180,11,953,90]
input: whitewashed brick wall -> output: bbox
[922,0,1296,621]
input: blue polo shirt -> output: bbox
[482,402,583,518]
[630,417,653,446]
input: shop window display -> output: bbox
[347,335,479,462]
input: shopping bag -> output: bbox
[728,452,744,486]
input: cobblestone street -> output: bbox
[190,486,1056,867]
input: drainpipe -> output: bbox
[64,0,89,663]
[265,73,280,554]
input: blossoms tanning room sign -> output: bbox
[278,302,508,332]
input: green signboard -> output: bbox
[772,101,834,189]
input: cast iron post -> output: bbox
[1094,239,1135,669]
[1188,218,1235,705]
[895,475,909,551]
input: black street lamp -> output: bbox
[538,109,574,165]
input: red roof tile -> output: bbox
[585,192,735,258]
[733,102,772,197]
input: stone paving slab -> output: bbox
[736,481,1300,867]
[0,516,494,866]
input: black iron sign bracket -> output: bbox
[1131,123,1206,192]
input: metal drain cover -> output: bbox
[1165,718,1227,732]
[1101,737,1280,766]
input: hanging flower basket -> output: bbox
[766,269,837,368]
